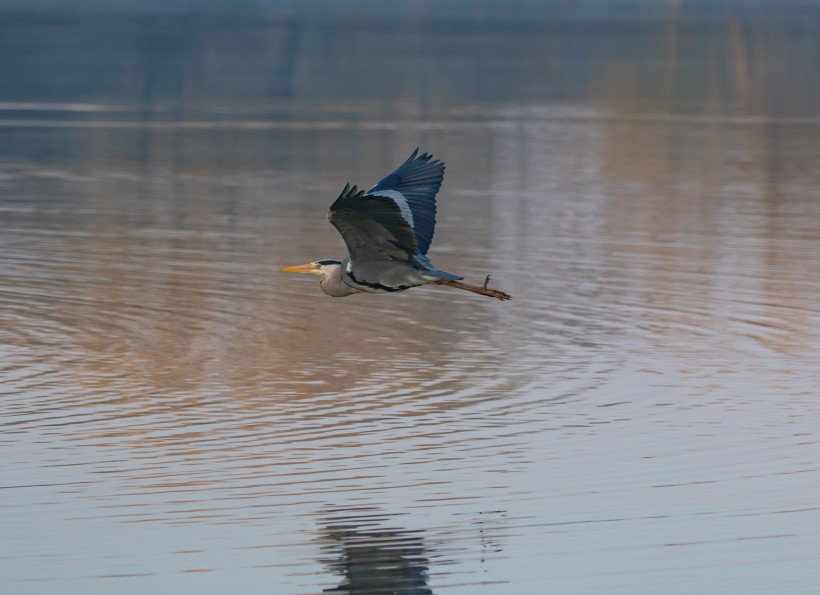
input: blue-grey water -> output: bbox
[2,2,820,593]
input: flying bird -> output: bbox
[281,149,511,301]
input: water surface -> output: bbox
[2,3,820,593]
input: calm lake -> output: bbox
[2,2,820,593]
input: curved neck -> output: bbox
[319,263,359,297]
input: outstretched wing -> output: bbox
[366,149,444,255]
[328,183,419,279]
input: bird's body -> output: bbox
[282,150,511,301]
[312,256,459,297]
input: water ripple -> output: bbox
[3,101,820,593]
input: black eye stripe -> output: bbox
[315,260,340,266]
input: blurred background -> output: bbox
[2,1,820,593]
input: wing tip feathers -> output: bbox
[406,147,442,168]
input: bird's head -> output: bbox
[280,259,341,278]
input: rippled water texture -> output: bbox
[2,3,820,593]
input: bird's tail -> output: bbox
[415,255,463,281]
[424,269,463,281]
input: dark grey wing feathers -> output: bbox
[328,184,419,267]
[366,149,444,255]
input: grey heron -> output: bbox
[281,149,511,301]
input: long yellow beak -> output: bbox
[280,263,316,273]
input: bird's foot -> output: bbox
[482,287,512,301]
[435,278,512,301]
[480,274,510,300]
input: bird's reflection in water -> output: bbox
[318,507,433,595]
